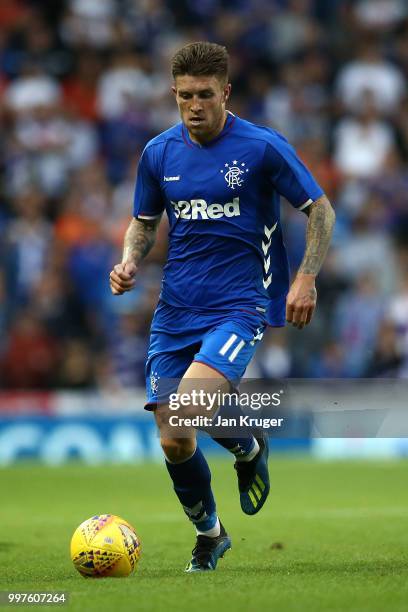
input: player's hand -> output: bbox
[286,273,317,330]
[109,261,138,295]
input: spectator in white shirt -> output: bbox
[335,39,405,115]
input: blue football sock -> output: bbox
[165,446,217,531]
[209,398,259,460]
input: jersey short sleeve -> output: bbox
[133,145,165,219]
[263,133,324,210]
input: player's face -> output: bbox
[173,75,231,143]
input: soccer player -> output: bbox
[109,42,335,572]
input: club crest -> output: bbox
[150,371,160,395]
[220,160,249,190]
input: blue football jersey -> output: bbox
[133,113,323,326]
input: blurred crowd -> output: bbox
[1,0,408,390]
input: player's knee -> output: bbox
[160,437,196,463]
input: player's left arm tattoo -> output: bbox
[299,194,335,276]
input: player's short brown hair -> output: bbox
[171,42,229,84]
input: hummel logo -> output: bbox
[264,222,277,239]
[262,222,278,290]
[264,256,270,273]
[262,240,271,256]
[164,175,180,181]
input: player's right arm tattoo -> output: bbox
[299,195,335,276]
[122,217,161,265]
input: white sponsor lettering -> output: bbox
[0,423,160,465]
[171,198,241,220]
[207,203,224,218]
[164,175,180,181]
[191,199,207,219]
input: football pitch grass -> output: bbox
[1,458,407,612]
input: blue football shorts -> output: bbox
[144,300,267,410]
